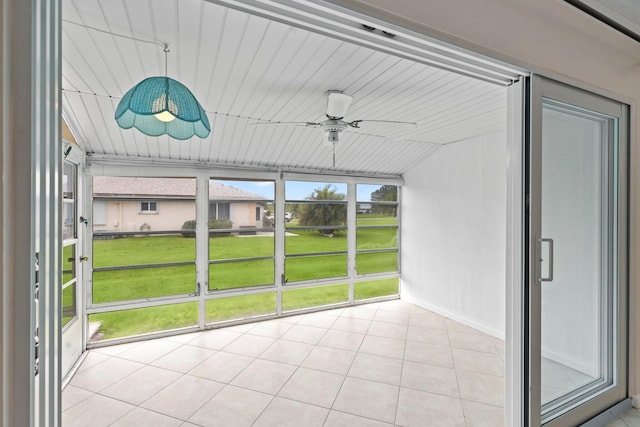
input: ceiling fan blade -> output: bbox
[250,121,322,127]
[348,119,417,128]
[326,91,353,119]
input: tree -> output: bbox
[370,185,397,215]
[298,184,346,235]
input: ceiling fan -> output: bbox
[252,90,417,167]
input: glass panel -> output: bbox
[285,229,346,255]
[286,181,347,231]
[93,235,195,268]
[357,184,397,202]
[206,293,276,323]
[209,259,274,291]
[282,284,348,311]
[92,265,195,303]
[356,251,398,275]
[356,184,398,227]
[63,202,75,240]
[209,179,274,226]
[88,302,198,341]
[356,211,398,226]
[92,176,196,233]
[63,162,76,239]
[286,201,346,230]
[62,244,75,285]
[286,181,347,201]
[210,233,273,260]
[62,283,76,328]
[285,254,347,282]
[208,179,275,293]
[355,278,399,300]
[540,100,614,416]
[63,162,76,199]
[356,228,398,250]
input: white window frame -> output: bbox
[139,200,158,214]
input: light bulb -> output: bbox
[155,111,176,122]
[152,95,178,122]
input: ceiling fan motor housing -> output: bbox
[326,129,340,143]
[323,119,348,143]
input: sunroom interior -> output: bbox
[60,0,517,424]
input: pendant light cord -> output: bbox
[163,44,169,77]
[63,19,167,50]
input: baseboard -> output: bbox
[541,347,597,378]
[401,294,505,340]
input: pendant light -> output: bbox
[115,44,211,140]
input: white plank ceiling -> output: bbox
[62,0,507,176]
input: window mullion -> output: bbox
[275,176,286,315]
[196,176,209,329]
[347,182,356,303]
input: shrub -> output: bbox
[209,219,233,230]
[181,219,234,237]
[181,220,197,237]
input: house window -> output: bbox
[256,206,261,221]
[140,201,157,213]
[208,202,230,220]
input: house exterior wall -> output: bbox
[93,199,261,232]
[230,202,261,228]
[349,0,640,404]
[93,199,196,232]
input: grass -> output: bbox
[282,284,349,311]
[90,278,399,340]
[88,214,400,340]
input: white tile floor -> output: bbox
[62,300,638,427]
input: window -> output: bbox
[140,201,157,213]
[354,184,399,299]
[285,181,348,284]
[208,179,275,294]
[90,177,197,329]
[208,202,230,220]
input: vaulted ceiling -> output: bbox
[62,0,508,176]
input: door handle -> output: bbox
[539,238,554,282]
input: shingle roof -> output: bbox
[93,176,268,200]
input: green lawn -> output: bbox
[90,276,398,340]
[89,221,400,340]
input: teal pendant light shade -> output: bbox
[115,76,211,140]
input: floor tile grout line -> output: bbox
[64,301,511,426]
[445,317,469,426]
[323,304,375,415]
[393,320,410,426]
[321,302,403,426]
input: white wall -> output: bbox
[347,0,640,402]
[350,0,640,405]
[401,130,507,338]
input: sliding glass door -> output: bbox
[527,76,628,426]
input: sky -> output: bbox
[212,180,387,202]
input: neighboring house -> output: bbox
[356,203,373,214]
[92,176,269,232]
